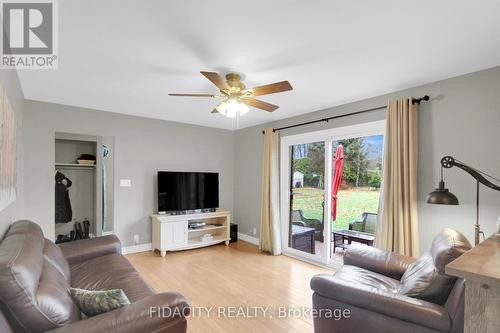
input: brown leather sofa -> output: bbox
[0,220,190,333]
[311,229,471,333]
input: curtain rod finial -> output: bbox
[413,95,430,104]
[261,129,278,134]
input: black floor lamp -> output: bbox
[427,156,500,245]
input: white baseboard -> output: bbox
[122,235,260,253]
[122,243,152,255]
[238,233,259,246]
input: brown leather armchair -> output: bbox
[311,229,471,333]
[0,220,189,333]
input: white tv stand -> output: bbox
[151,209,231,257]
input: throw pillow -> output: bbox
[398,254,455,304]
[70,288,130,317]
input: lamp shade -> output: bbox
[426,180,459,205]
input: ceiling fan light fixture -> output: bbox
[216,101,228,115]
[225,99,239,118]
[219,98,249,118]
[226,109,237,118]
[238,103,249,116]
[169,71,292,116]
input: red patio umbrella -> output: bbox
[331,145,344,221]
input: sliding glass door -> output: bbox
[287,141,326,260]
[280,121,385,266]
[329,134,384,261]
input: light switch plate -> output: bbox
[120,179,131,187]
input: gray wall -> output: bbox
[234,67,500,252]
[23,101,234,246]
[0,69,24,238]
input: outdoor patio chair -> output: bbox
[292,209,324,242]
[348,212,377,234]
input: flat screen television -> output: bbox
[157,171,219,213]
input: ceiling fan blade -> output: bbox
[200,71,229,90]
[168,93,219,97]
[211,102,224,114]
[246,81,293,97]
[244,98,279,112]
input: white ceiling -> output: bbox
[18,0,500,129]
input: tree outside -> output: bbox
[333,136,383,189]
[291,135,383,231]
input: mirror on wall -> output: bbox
[102,136,114,234]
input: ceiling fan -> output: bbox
[169,71,293,117]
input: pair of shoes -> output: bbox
[56,219,91,243]
[55,234,71,244]
[74,222,83,240]
[73,219,91,240]
[83,219,90,239]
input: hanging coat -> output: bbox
[55,171,73,223]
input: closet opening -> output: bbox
[54,132,114,243]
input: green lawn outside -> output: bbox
[292,187,380,230]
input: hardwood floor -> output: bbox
[126,241,341,333]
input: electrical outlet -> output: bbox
[252,228,257,235]
[133,234,139,244]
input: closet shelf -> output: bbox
[55,163,96,168]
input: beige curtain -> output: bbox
[259,128,282,255]
[375,98,419,257]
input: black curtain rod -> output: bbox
[262,95,429,134]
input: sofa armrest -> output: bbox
[46,292,190,333]
[311,274,451,331]
[344,243,416,280]
[58,235,121,265]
